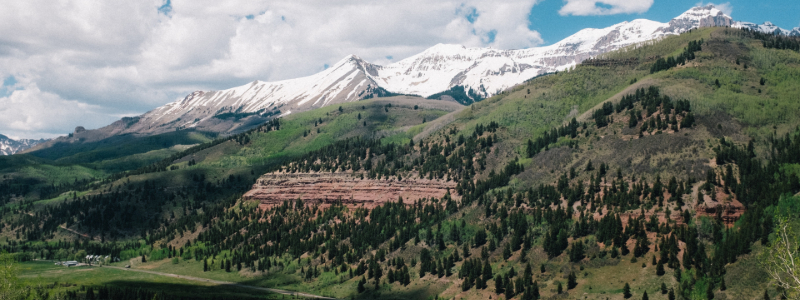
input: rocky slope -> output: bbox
[0,134,48,155]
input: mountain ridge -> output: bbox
[0,134,48,155]
[26,5,798,151]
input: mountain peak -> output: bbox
[675,5,729,20]
[662,5,732,34]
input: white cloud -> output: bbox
[0,0,543,139]
[0,83,123,138]
[695,2,733,16]
[559,0,653,16]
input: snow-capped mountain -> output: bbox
[53,5,798,138]
[733,21,800,36]
[0,134,48,155]
[120,55,385,135]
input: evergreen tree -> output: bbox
[642,291,649,300]
[624,283,632,298]
[567,272,577,289]
[357,277,366,293]
[495,275,504,294]
[503,245,512,260]
[505,278,515,299]
[482,260,492,278]
[656,260,665,276]
[706,282,715,300]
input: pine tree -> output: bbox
[483,260,493,283]
[720,277,726,291]
[656,259,665,276]
[642,291,649,300]
[557,282,563,294]
[357,277,366,293]
[707,282,715,299]
[462,275,472,291]
[668,288,675,300]
[503,245,512,259]
[203,259,208,272]
[505,278,515,299]
[661,283,667,294]
[624,282,632,298]
[522,286,534,300]
[495,275,504,294]
[567,272,577,289]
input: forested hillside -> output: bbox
[2,27,800,300]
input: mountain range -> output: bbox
[0,134,48,155]
[22,5,799,152]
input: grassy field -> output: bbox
[16,261,284,299]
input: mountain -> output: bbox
[5,24,800,299]
[734,21,800,36]
[0,134,48,155]
[31,5,796,144]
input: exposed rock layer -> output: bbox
[243,173,457,208]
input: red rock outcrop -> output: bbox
[243,172,457,208]
[695,199,745,226]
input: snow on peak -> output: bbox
[733,21,795,36]
[675,5,727,21]
[101,5,798,136]
[0,135,48,155]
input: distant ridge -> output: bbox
[0,134,48,155]
[28,5,798,150]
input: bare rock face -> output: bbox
[243,172,457,208]
[695,199,746,226]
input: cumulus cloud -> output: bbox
[0,82,123,138]
[558,0,653,16]
[0,0,543,139]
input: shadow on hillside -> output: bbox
[101,280,273,299]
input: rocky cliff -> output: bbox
[243,172,457,208]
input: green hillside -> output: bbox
[2,27,800,300]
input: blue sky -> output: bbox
[530,0,800,45]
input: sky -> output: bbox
[0,0,797,139]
